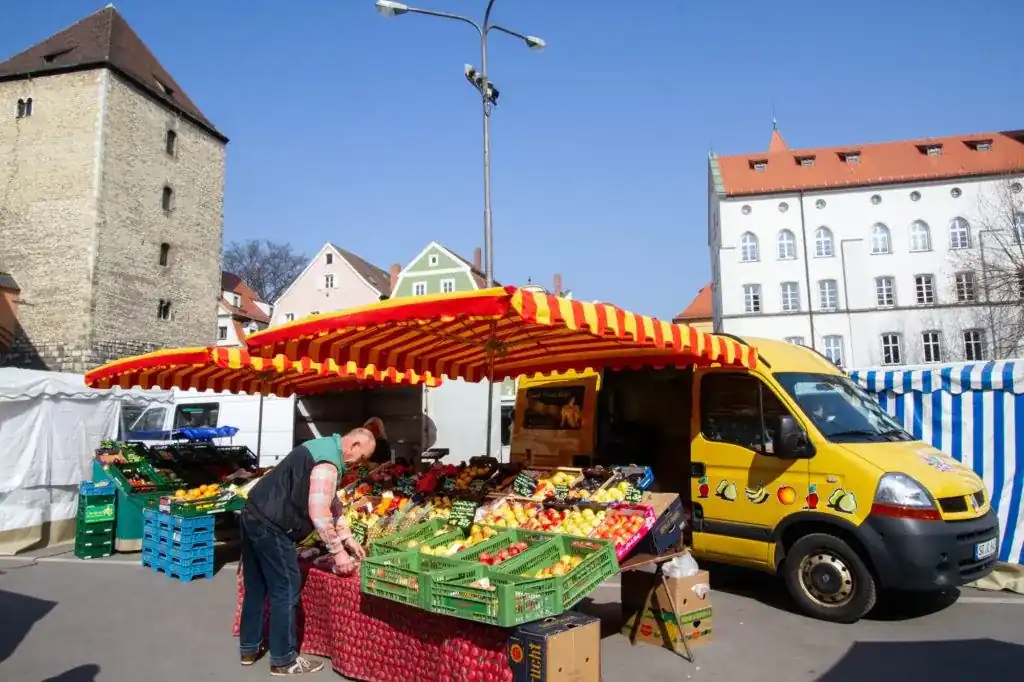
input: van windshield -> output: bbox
[774,372,913,443]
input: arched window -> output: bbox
[161,186,174,212]
[159,242,171,266]
[777,229,797,260]
[871,223,891,254]
[165,129,177,156]
[739,232,759,262]
[948,217,971,249]
[814,226,834,257]
[909,220,932,252]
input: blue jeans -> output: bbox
[239,508,302,667]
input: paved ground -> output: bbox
[2,546,1023,682]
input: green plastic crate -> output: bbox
[76,520,115,539]
[369,518,455,557]
[427,565,561,627]
[360,551,479,608]
[78,499,116,524]
[74,536,114,559]
[494,535,618,610]
[454,528,557,564]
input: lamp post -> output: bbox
[374,0,545,287]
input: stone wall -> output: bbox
[0,335,161,373]
[90,73,226,349]
[0,72,103,353]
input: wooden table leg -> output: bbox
[657,572,695,663]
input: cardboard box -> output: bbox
[621,569,713,653]
[508,612,601,682]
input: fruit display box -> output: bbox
[428,564,560,628]
[592,504,657,560]
[158,493,241,517]
[613,465,654,491]
[492,534,619,610]
[79,479,117,497]
[369,518,455,557]
[360,551,478,609]
[107,462,169,494]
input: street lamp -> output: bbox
[375,0,545,460]
[374,0,545,287]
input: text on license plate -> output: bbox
[974,538,997,561]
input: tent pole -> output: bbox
[256,390,264,460]
[484,325,497,458]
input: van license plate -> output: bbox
[974,538,997,561]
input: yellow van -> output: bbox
[511,336,1000,622]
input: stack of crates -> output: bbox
[141,508,215,582]
[75,480,117,559]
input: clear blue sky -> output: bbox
[5,1,1024,319]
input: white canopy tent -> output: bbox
[0,368,172,554]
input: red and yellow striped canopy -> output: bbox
[246,286,757,382]
[83,346,442,397]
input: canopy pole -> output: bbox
[484,324,497,459]
[256,389,265,460]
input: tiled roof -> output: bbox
[0,272,19,291]
[713,129,1024,197]
[0,6,225,142]
[331,245,392,295]
[221,272,270,324]
[673,284,712,323]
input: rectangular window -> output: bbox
[325,253,333,265]
[922,331,942,363]
[963,329,985,361]
[823,335,844,366]
[324,274,335,289]
[881,333,903,365]
[173,403,219,429]
[413,281,427,296]
[285,313,295,322]
[161,186,174,212]
[818,279,838,311]
[875,276,895,307]
[441,278,455,294]
[743,284,762,314]
[699,373,791,454]
[780,282,800,312]
[16,97,33,118]
[217,325,228,340]
[954,272,976,302]
[165,129,177,156]
[784,336,805,346]
[915,274,935,305]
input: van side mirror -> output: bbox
[775,415,813,459]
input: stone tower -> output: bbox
[0,6,228,371]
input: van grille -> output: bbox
[938,496,968,513]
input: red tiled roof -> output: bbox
[222,272,270,324]
[0,7,225,141]
[714,129,1024,197]
[673,284,712,323]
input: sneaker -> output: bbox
[240,649,264,666]
[270,656,324,676]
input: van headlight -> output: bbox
[872,473,940,520]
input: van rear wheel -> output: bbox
[783,533,877,623]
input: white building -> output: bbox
[217,273,272,346]
[708,127,1024,368]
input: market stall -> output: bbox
[82,346,442,553]
[236,287,752,680]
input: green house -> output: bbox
[390,241,496,298]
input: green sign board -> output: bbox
[396,476,416,496]
[351,521,367,546]
[450,499,480,534]
[553,485,569,503]
[625,484,644,504]
[512,472,536,498]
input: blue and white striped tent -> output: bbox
[850,361,1024,565]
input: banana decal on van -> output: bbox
[744,483,770,504]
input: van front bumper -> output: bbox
[860,510,1000,591]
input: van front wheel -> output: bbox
[783,533,877,623]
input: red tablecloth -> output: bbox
[233,564,513,682]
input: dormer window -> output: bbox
[749,159,768,172]
[917,144,942,156]
[966,139,993,152]
[43,47,74,63]
[796,156,816,167]
[154,77,175,99]
[232,294,241,307]
[838,151,860,164]
[16,98,33,118]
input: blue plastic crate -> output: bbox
[166,562,215,582]
[159,539,214,562]
[141,550,166,572]
[79,479,117,496]
[143,508,215,533]
[169,528,214,545]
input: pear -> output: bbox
[827,489,845,507]
[715,480,729,495]
[837,492,858,514]
[722,483,738,502]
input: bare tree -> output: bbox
[952,178,1024,360]
[222,239,308,304]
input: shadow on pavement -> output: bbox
[817,639,1024,680]
[575,598,623,638]
[0,588,57,664]
[42,664,101,682]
